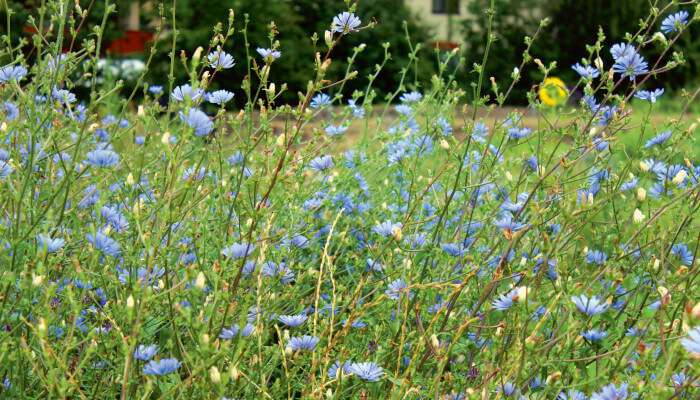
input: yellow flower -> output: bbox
[538,77,568,106]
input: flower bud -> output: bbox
[672,169,687,185]
[637,188,646,202]
[691,301,700,319]
[633,208,645,224]
[126,295,135,308]
[0,122,7,132]
[38,317,47,333]
[126,173,135,186]
[639,161,650,171]
[324,30,333,46]
[32,274,44,286]
[430,334,440,349]
[517,286,531,303]
[439,139,450,150]
[230,365,240,380]
[195,271,206,289]
[161,132,171,144]
[192,46,204,63]
[505,171,513,181]
[594,57,604,71]
[137,105,145,117]
[210,366,221,383]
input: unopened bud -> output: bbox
[594,57,604,71]
[505,171,513,181]
[517,286,531,303]
[230,365,240,380]
[32,274,44,286]
[439,139,450,150]
[639,161,650,171]
[38,318,47,333]
[195,271,206,289]
[430,334,440,349]
[161,132,171,144]
[637,188,646,202]
[126,295,135,308]
[202,333,210,344]
[691,301,700,319]
[126,173,135,186]
[137,105,145,117]
[393,227,403,241]
[672,169,687,185]
[325,30,332,46]
[0,122,7,132]
[193,46,204,63]
[88,123,100,133]
[267,83,276,97]
[633,208,645,224]
[210,366,221,383]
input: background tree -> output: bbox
[461,0,698,105]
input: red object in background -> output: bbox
[106,30,154,54]
[23,25,153,55]
[433,41,460,51]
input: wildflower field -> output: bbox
[1,0,700,399]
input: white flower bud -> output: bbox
[439,139,450,150]
[639,161,650,171]
[230,365,240,380]
[430,334,440,349]
[126,295,135,308]
[672,169,687,185]
[691,301,700,319]
[137,105,145,117]
[637,188,646,202]
[210,366,221,383]
[193,46,204,62]
[633,208,645,224]
[393,226,403,241]
[594,57,604,71]
[195,271,206,289]
[505,171,513,181]
[517,286,531,303]
[161,132,171,144]
[32,274,44,286]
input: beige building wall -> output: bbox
[404,0,471,47]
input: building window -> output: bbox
[432,0,460,14]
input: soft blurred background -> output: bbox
[2,0,698,110]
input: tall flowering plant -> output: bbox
[0,0,699,399]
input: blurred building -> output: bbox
[403,0,464,50]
